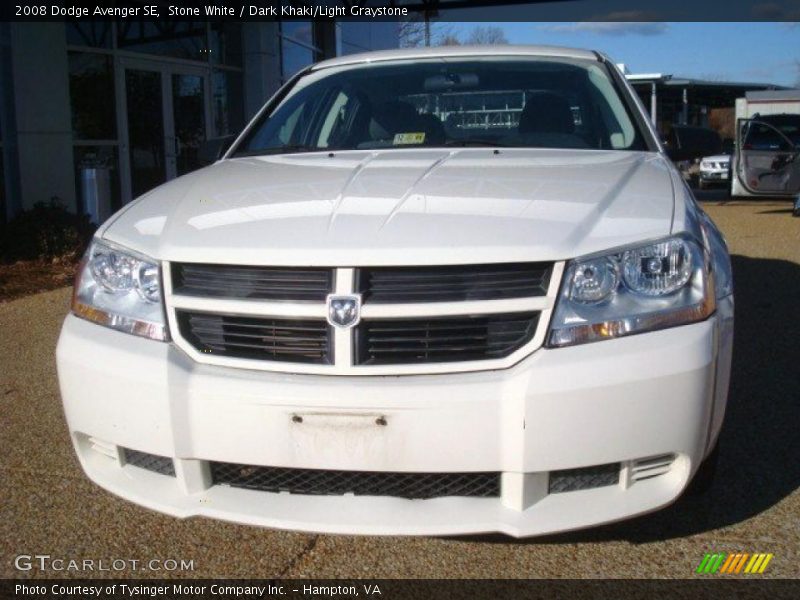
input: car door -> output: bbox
[735,116,800,195]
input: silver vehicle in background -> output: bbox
[698,153,732,190]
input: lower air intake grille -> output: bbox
[210,463,500,499]
[177,311,331,364]
[549,463,620,493]
[123,449,175,477]
[355,313,539,365]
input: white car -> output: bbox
[698,154,731,190]
[56,46,734,538]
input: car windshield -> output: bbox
[233,56,650,156]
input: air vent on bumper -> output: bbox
[123,448,176,477]
[631,454,676,482]
[210,463,501,499]
[549,463,620,493]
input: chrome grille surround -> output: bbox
[165,263,563,375]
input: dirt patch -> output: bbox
[0,258,76,303]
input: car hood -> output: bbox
[102,148,676,266]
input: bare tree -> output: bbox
[439,34,462,46]
[398,19,463,48]
[465,26,509,45]
[398,18,427,48]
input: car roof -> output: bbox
[312,45,600,71]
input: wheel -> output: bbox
[687,442,720,496]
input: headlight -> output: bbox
[72,240,168,341]
[547,235,714,347]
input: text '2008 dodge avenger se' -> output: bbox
[56,46,734,537]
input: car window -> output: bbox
[743,116,800,151]
[234,57,650,156]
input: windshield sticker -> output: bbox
[393,132,426,145]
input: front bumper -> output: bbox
[56,309,728,537]
[700,169,730,182]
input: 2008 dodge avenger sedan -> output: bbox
[56,46,734,537]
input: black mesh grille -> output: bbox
[357,263,551,303]
[172,263,333,301]
[178,311,331,364]
[549,463,620,494]
[355,313,539,365]
[211,463,500,499]
[123,449,175,477]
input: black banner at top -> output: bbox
[3,0,800,22]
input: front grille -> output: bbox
[211,463,500,499]
[172,263,333,301]
[549,463,620,493]
[355,313,539,365]
[357,262,551,303]
[123,448,175,477]
[177,311,331,364]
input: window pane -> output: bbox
[212,70,244,137]
[69,52,116,140]
[125,69,166,198]
[210,23,242,67]
[281,40,314,81]
[65,22,112,48]
[172,74,206,176]
[118,20,207,61]
[281,21,315,47]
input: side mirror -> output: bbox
[198,135,236,166]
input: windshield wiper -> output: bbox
[443,139,511,148]
[235,144,323,157]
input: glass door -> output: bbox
[118,58,210,203]
[124,67,166,199]
[171,73,207,177]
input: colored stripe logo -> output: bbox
[696,553,773,574]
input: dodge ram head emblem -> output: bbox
[326,294,361,329]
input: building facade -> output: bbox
[0,21,398,223]
[625,71,784,140]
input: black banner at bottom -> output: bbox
[2,579,800,600]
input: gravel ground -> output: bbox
[1,198,798,579]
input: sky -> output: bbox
[444,22,800,87]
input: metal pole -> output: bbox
[682,88,688,125]
[650,82,658,127]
